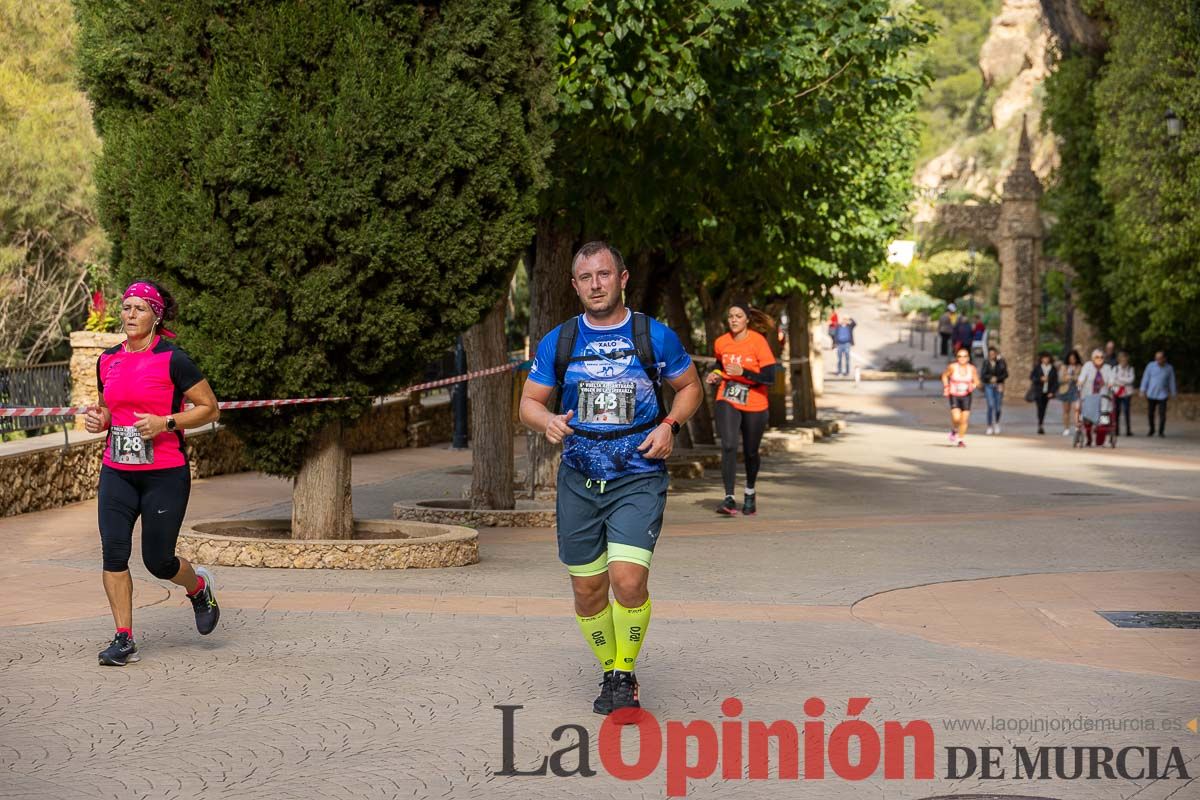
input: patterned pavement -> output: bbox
[2,382,1199,800]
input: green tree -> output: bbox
[0,0,106,366]
[1092,0,1199,380]
[1042,51,1112,338]
[76,0,552,537]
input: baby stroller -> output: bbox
[1074,387,1119,448]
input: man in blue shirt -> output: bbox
[1139,350,1178,437]
[520,241,702,718]
[833,317,856,376]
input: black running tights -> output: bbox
[715,401,769,496]
[98,465,191,579]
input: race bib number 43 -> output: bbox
[109,425,154,466]
[578,380,637,425]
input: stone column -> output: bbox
[996,119,1043,385]
[69,331,126,430]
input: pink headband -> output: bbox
[123,282,176,338]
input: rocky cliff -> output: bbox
[914,0,1064,221]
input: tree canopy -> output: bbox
[76,0,553,475]
[0,0,106,366]
[1043,0,1199,384]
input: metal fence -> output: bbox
[0,361,72,438]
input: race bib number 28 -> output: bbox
[109,425,154,466]
[578,381,637,425]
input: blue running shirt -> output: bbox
[528,311,692,480]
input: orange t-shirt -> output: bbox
[714,330,776,412]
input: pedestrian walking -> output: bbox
[1112,352,1136,436]
[518,241,702,718]
[706,303,777,516]
[1028,351,1059,434]
[1103,340,1118,368]
[1077,349,1115,446]
[832,317,856,376]
[1140,351,1178,437]
[1059,350,1082,437]
[952,314,974,354]
[980,345,1008,434]
[83,281,222,666]
[942,347,979,446]
[937,305,955,357]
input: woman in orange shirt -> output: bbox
[705,303,777,515]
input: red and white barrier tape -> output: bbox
[0,360,529,418]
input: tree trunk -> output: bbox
[464,293,515,509]
[787,292,818,422]
[765,302,788,427]
[292,419,352,540]
[526,215,578,492]
[663,268,714,444]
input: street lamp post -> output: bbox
[1165,109,1182,140]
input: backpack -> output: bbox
[551,312,667,439]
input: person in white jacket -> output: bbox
[1077,349,1115,397]
[1112,351,1136,436]
[1077,349,1116,446]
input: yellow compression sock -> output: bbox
[576,604,617,672]
[612,597,652,672]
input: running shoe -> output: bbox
[957,439,967,447]
[742,494,757,516]
[994,423,1002,434]
[611,670,641,719]
[593,671,615,715]
[985,426,994,435]
[98,632,140,667]
[189,566,220,635]
[948,430,957,443]
[716,497,739,516]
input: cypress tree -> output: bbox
[75,0,552,537]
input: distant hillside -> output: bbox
[913,0,1057,220]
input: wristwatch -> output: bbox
[166,415,177,432]
[663,417,681,435]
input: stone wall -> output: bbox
[69,331,125,430]
[0,395,451,518]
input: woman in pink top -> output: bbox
[941,347,980,447]
[83,281,222,666]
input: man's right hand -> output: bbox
[545,410,575,444]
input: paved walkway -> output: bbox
[4,305,1199,799]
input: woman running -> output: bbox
[83,281,222,666]
[706,303,777,515]
[942,347,979,447]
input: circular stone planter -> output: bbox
[177,519,478,570]
[393,499,555,528]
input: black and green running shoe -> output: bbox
[593,670,615,715]
[611,670,641,720]
[190,566,220,635]
[742,494,757,516]
[98,632,139,667]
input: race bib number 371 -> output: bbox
[723,381,750,405]
[109,425,154,466]
[578,381,637,425]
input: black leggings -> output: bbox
[715,401,768,496]
[98,465,191,579]
[1035,394,1051,426]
